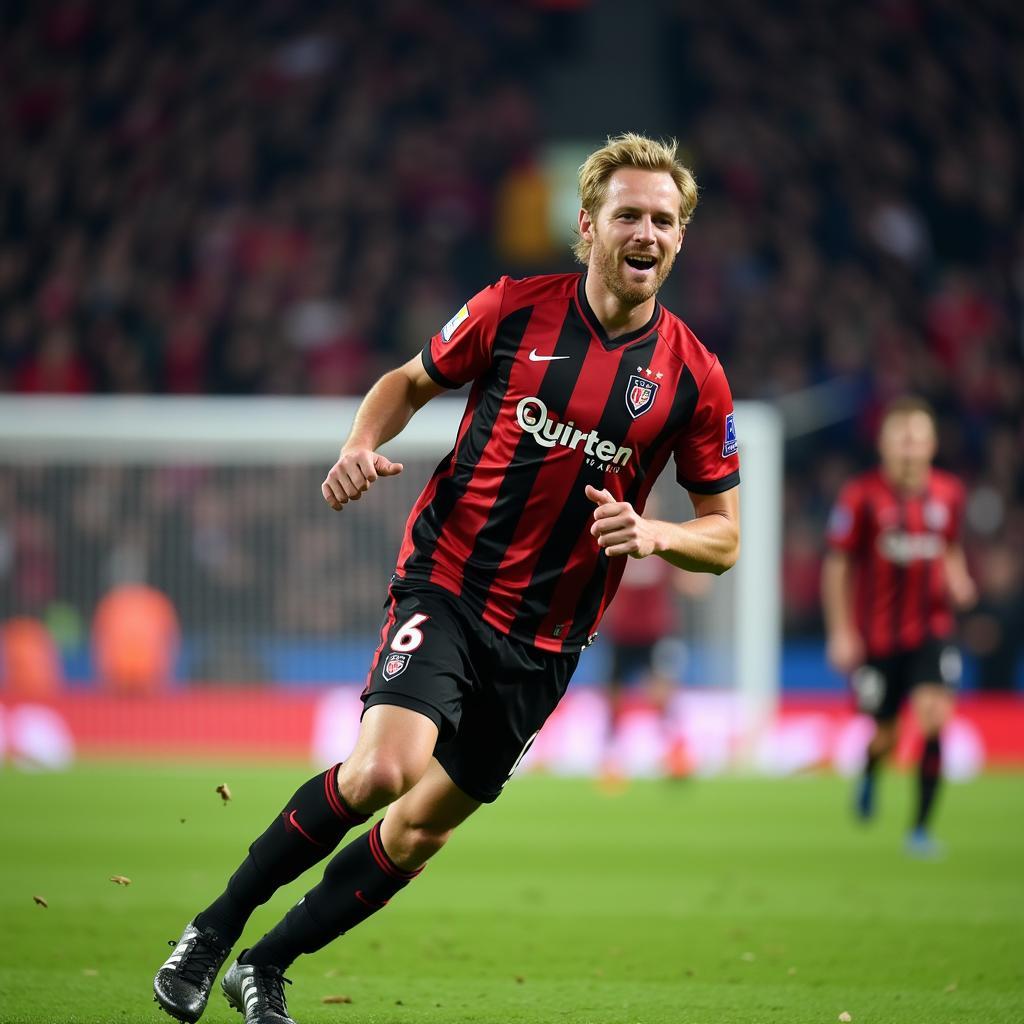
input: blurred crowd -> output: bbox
[1,0,1022,687]
[0,0,545,396]
[657,0,1023,686]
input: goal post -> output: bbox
[0,395,782,755]
[732,401,784,741]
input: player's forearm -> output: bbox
[945,552,968,594]
[651,515,739,575]
[943,543,978,610]
[343,369,427,452]
[821,552,855,635]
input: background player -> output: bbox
[822,396,976,856]
[153,133,740,1024]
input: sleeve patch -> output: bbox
[440,303,470,342]
[722,412,738,458]
[827,504,854,541]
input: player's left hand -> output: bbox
[585,484,658,559]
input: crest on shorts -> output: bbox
[625,374,658,419]
[382,652,410,681]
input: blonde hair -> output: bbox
[573,133,698,264]
[882,395,937,426]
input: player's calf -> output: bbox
[241,821,424,970]
[193,765,368,946]
[854,773,876,821]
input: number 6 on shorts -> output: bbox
[390,613,429,653]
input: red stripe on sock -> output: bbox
[324,765,367,825]
[368,822,423,881]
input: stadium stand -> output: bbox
[1,0,1021,690]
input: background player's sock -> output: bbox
[855,748,882,819]
[242,821,422,970]
[194,764,368,946]
[914,735,942,831]
[855,773,875,819]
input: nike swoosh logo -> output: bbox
[355,889,390,909]
[283,809,325,846]
[529,349,570,362]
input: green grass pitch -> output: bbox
[1,762,1022,1024]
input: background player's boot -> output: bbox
[221,957,296,1024]
[905,826,944,859]
[154,920,232,1022]
[854,774,875,821]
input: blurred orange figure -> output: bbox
[92,585,180,694]
[0,616,64,699]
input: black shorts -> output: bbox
[850,638,962,721]
[362,581,579,803]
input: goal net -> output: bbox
[0,395,781,770]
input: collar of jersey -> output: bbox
[574,274,663,351]
[876,466,934,500]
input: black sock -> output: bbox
[864,747,882,778]
[194,764,367,946]
[242,821,423,970]
[915,736,942,830]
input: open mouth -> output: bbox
[624,255,656,271]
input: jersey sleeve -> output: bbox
[673,358,741,494]
[826,480,866,553]
[421,278,507,388]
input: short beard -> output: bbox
[592,230,674,306]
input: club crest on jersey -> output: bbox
[440,303,470,342]
[626,374,658,419]
[382,652,410,681]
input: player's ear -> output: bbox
[676,226,685,254]
[578,207,595,241]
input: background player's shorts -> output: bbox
[609,637,688,687]
[362,581,579,803]
[609,641,654,687]
[850,638,962,720]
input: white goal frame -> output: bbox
[1,395,782,740]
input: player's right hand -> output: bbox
[321,448,404,510]
[826,628,864,676]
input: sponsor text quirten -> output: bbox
[515,396,632,467]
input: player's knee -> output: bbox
[873,723,898,754]
[918,700,951,734]
[341,758,416,810]
[918,709,947,738]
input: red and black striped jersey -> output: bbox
[826,468,965,658]
[395,272,740,654]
